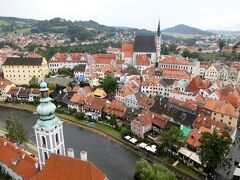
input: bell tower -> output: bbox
[33,81,66,170]
[155,20,161,62]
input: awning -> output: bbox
[145,146,151,151]
[124,135,131,140]
[138,143,147,148]
[234,168,240,177]
[178,147,193,158]
[130,138,138,143]
[189,152,201,165]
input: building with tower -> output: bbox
[156,20,161,62]
[132,21,161,67]
[34,81,66,170]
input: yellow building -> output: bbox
[3,57,49,85]
[204,99,239,128]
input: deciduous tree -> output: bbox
[5,113,28,145]
[198,130,231,173]
[135,159,176,180]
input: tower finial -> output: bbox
[157,19,161,37]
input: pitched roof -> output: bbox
[32,154,106,180]
[0,137,39,179]
[4,57,43,66]
[133,35,156,52]
[117,86,133,97]
[185,130,201,148]
[121,43,133,58]
[136,55,150,66]
[103,100,127,117]
[138,97,155,108]
[93,54,116,64]
[161,56,190,65]
[162,69,191,80]
[203,99,239,118]
[0,78,13,89]
[186,76,203,93]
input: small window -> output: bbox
[44,152,48,160]
[228,122,231,125]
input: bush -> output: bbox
[75,112,85,120]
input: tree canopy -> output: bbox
[48,81,57,90]
[198,130,232,173]
[29,75,39,87]
[160,126,185,152]
[58,67,74,77]
[135,159,176,180]
[100,75,118,94]
[5,113,28,145]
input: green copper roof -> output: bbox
[34,80,62,131]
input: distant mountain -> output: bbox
[207,30,240,36]
[163,24,215,36]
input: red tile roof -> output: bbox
[203,99,239,118]
[103,100,127,117]
[0,137,39,179]
[168,98,198,111]
[50,53,87,63]
[0,78,13,89]
[193,115,226,131]
[185,130,201,148]
[161,56,190,65]
[162,69,191,80]
[121,44,133,58]
[136,55,150,66]
[32,154,106,180]
[138,97,155,108]
[93,54,116,64]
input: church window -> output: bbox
[42,136,46,147]
[44,152,48,160]
[55,133,59,143]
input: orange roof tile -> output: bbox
[136,55,150,66]
[138,97,155,108]
[161,56,190,65]
[203,99,239,118]
[32,154,106,180]
[162,69,191,80]
[93,54,116,64]
[185,130,201,148]
[121,44,133,58]
[0,137,39,179]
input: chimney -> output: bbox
[67,148,75,158]
[14,143,18,150]
[35,162,39,169]
[152,113,155,119]
[80,151,87,161]
[22,153,26,159]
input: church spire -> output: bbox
[34,80,66,170]
[157,20,161,37]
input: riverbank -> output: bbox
[0,102,201,180]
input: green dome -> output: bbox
[37,102,56,116]
[40,81,47,88]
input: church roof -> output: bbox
[133,36,156,53]
[32,154,106,180]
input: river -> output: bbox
[0,107,139,180]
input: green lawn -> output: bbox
[176,161,201,178]
[0,20,9,26]
[17,28,31,33]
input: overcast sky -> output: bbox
[1,0,240,31]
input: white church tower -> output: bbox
[33,81,66,170]
[155,20,161,62]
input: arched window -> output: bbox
[57,149,60,154]
[55,133,59,144]
[44,152,48,160]
[42,136,46,147]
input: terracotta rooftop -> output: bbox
[161,56,191,65]
[93,54,116,64]
[117,86,133,97]
[193,115,226,131]
[103,100,127,117]
[185,130,201,148]
[121,43,133,58]
[0,137,39,179]
[136,55,150,66]
[0,78,13,89]
[32,154,106,180]
[168,98,198,112]
[162,69,191,80]
[203,99,239,118]
[138,97,155,108]
[50,53,87,63]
